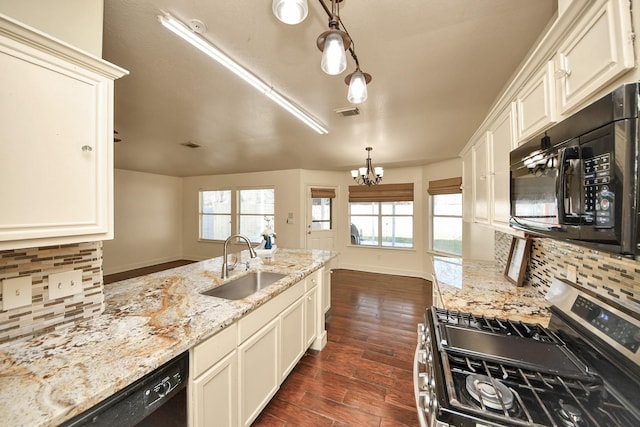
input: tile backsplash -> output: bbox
[0,242,104,344]
[495,231,640,313]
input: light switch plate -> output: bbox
[2,276,32,310]
[48,270,83,299]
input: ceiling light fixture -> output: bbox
[158,13,328,135]
[351,147,383,186]
[273,0,309,25]
[273,0,372,104]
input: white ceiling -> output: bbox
[103,0,557,177]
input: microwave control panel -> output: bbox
[583,153,613,228]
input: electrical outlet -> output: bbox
[2,276,32,310]
[48,270,83,299]
[567,265,577,283]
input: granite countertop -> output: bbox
[432,256,551,326]
[0,248,337,427]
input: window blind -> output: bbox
[427,177,462,195]
[348,183,414,202]
[310,188,336,198]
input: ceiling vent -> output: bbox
[334,106,360,117]
[180,141,201,148]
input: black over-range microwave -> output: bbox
[509,82,640,257]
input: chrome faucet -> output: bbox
[221,234,257,279]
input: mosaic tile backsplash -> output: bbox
[0,242,104,344]
[495,231,640,313]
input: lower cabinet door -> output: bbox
[281,297,305,381]
[192,350,238,427]
[238,318,280,427]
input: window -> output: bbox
[428,177,462,256]
[200,190,231,240]
[349,183,414,248]
[310,188,335,230]
[199,188,274,242]
[238,188,274,242]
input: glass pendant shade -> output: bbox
[347,70,368,104]
[350,169,358,178]
[272,0,308,25]
[321,31,347,75]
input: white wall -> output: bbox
[0,0,103,57]
[182,170,302,260]
[102,169,183,274]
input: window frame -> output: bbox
[311,196,333,231]
[237,187,275,243]
[198,187,275,243]
[199,189,232,241]
[349,200,415,249]
[430,192,463,256]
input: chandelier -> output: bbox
[351,147,384,186]
[272,0,372,104]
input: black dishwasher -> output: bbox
[60,351,188,427]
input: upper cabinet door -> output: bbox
[472,134,490,224]
[487,107,515,227]
[555,0,634,115]
[0,15,127,250]
[515,62,556,143]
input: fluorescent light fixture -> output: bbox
[158,13,328,135]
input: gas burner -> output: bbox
[558,400,584,426]
[465,374,514,410]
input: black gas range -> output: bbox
[414,278,640,426]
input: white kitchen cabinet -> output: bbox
[0,15,128,250]
[190,324,238,427]
[462,149,473,223]
[487,106,516,227]
[472,134,490,224]
[515,62,556,143]
[280,296,305,381]
[192,350,237,427]
[555,0,634,115]
[238,317,279,427]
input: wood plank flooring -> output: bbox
[103,260,196,284]
[253,269,432,427]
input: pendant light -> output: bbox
[272,0,308,25]
[316,0,351,75]
[345,68,371,104]
[273,0,372,103]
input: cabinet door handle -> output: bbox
[555,54,571,79]
[82,145,93,152]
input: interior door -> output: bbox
[305,186,336,250]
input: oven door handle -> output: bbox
[413,332,428,427]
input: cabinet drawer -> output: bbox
[305,269,321,292]
[193,323,237,378]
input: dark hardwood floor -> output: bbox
[254,269,432,427]
[103,260,196,284]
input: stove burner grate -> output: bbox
[465,374,514,410]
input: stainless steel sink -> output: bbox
[201,271,288,300]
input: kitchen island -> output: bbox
[431,256,551,325]
[0,248,336,427]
